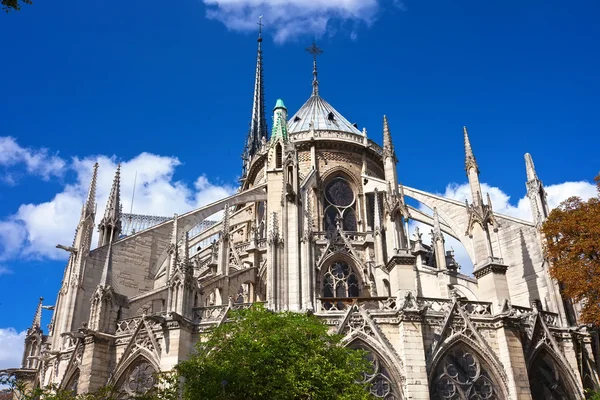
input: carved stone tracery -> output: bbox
[431,344,501,400]
[117,359,157,399]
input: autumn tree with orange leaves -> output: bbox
[542,174,600,325]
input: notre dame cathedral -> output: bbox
[5,31,600,400]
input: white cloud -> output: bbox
[0,139,237,261]
[0,266,12,276]
[0,328,26,370]
[203,0,380,43]
[409,180,598,275]
[0,137,66,181]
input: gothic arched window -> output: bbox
[322,261,360,310]
[323,176,357,232]
[65,371,79,395]
[529,349,575,400]
[117,358,157,399]
[430,343,503,400]
[351,343,401,400]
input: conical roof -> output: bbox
[287,95,361,135]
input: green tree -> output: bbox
[2,0,32,12]
[176,305,375,400]
[542,174,600,325]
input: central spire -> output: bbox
[305,42,323,96]
[242,16,268,180]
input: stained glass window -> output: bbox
[323,176,357,231]
[322,261,360,310]
[352,343,401,400]
[117,359,157,399]
[431,344,501,400]
[529,349,574,400]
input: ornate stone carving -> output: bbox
[430,344,501,400]
[117,359,156,399]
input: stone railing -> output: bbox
[511,305,532,318]
[116,317,143,335]
[235,241,250,253]
[313,231,368,243]
[193,305,228,323]
[192,302,267,323]
[317,297,397,312]
[540,310,560,327]
[418,297,452,312]
[416,297,493,316]
[115,316,161,335]
[460,301,493,316]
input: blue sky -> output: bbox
[0,0,599,367]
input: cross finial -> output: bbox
[257,15,263,43]
[305,42,323,96]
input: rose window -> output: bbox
[118,359,157,399]
[431,345,500,400]
[323,177,357,231]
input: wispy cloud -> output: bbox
[0,136,66,181]
[0,137,237,262]
[409,180,598,274]
[0,328,26,370]
[203,0,381,43]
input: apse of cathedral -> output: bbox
[6,31,600,400]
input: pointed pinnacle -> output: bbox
[104,165,122,223]
[243,20,268,175]
[525,153,538,181]
[383,115,395,156]
[85,163,99,216]
[463,126,479,174]
[373,189,382,231]
[31,297,44,331]
[433,207,442,234]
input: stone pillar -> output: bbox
[495,322,532,399]
[388,252,416,297]
[473,260,510,313]
[397,313,430,399]
[77,335,113,394]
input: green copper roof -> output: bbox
[274,98,286,111]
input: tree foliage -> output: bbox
[176,305,375,400]
[2,0,32,12]
[542,174,600,325]
[0,373,177,400]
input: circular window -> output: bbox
[323,176,357,231]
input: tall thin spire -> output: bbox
[30,297,44,332]
[98,165,122,247]
[305,42,323,97]
[383,115,395,157]
[242,16,268,176]
[463,126,479,174]
[525,153,538,181]
[83,163,99,219]
[432,207,444,243]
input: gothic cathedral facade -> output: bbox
[7,35,600,400]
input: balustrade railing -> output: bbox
[540,310,560,327]
[317,297,397,312]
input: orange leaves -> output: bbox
[542,175,600,325]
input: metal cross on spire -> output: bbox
[257,15,263,43]
[305,41,323,96]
